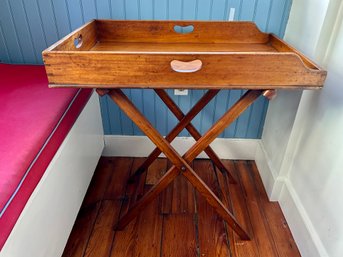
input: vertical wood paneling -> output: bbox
[125,0,139,19]
[197,0,211,20]
[240,0,257,20]
[254,0,273,30]
[279,0,292,38]
[211,0,227,20]
[267,0,287,33]
[154,0,168,20]
[223,90,242,138]
[111,0,126,19]
[0,1,24,63]
[22,0,48,64]
[7,0,36,63]
[182,0,197,20]
[0,24,11,63]
[66,1,84,29]
[140,0,153,19]
[36,0,59,46]
[131,89,145,135]
[169,0,182,20]
[107,95,123,135]
[51,0,72,38]
[0,0,293,139]
[154,92,168,136]
[81,0,97,22]
[96,0,111,19]
[166,89,179,134]
[99,96,112,134]
[229,0,243,20]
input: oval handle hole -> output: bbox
[174,25,194,34]
[170,60,202,73]
[74,35,83,49]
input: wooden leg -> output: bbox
[182,90,263,162]
[128,89,219,182]
[155,89,237,183]
[107,89,262,240]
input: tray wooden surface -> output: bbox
[43,20,326,89]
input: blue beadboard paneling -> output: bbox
[96,0,111,19]
[154,0,168,20]
[197,0,212,20]
[0,1,24,63]
[66,1,85,29]
[125,0,139,19]
[0,23,11,63]
[211,0,227,20]
[98,95,111,134]
[0,0,293,139]
[51,0,72,38]
[254,0,272,30]
[7,0,37,63]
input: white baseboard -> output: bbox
[254,142,286,201]
[255,142,329,257]
[279,180,329,257]
[103,135,259,160]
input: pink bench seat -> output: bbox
[0,64,92,249]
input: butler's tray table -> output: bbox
[43,20,326,240]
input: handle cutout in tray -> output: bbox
[174,25,194,34]
[74,35,83,49]
[170,60,202,73]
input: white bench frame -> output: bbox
[0,91,104,257]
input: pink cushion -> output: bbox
[0,64,92,249]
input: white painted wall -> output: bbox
[260,0,343,256]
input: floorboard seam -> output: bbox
[107,157,134,257]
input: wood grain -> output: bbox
[171,175,196,214]
[111,191,163,256]
[119,158,147,217]
[162,214,198,257]
[129,89,219,181]
[95,20,270,44]
[222,161,260,257]
[83,200,121,257]
[90,42,277,53]
[146,158,168,185]
[43,20,326,89]
[235,161,279,256]
[155,89,237,183]
[62,203,101,257]
[194,160,231,257]
[111,89,256,238]
[249,162,301,257]
[62,158,302,257]
[81,158,116,208]
[44,52,326,89]
[103,157,133,200]
[46,20,97,52]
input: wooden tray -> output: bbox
[43,20,326,89]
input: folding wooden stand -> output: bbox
[96,88,274,240]
[43,20,326,241]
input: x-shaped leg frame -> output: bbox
[98,88,267,240]
[128,89,237,184]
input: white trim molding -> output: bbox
[279,180,329,257]
[103,135,259,160]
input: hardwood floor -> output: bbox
[62,157,300,257]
